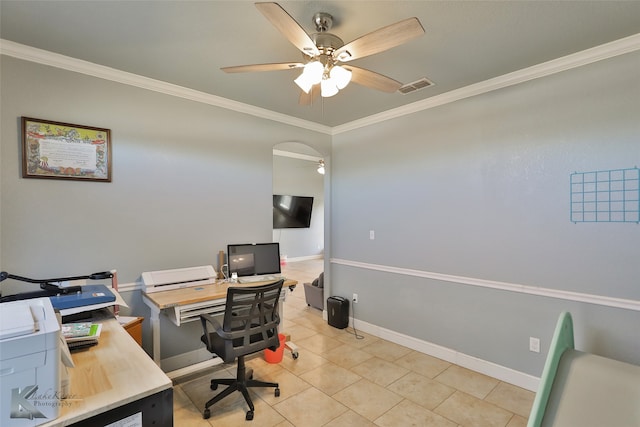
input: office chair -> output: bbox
[199,280,283,421]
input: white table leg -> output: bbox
[143,296,162,366]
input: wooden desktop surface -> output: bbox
[40,317,172,426]
[143,278,297,310]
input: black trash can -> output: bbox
[327,296,349,329]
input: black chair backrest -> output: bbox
[221,280,283,359]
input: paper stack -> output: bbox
[61,322,102,350]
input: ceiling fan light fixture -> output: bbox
[303,60,324,84]
[294,60,324,93]
[294,72,314,93]
[320,77,339,97]
[330,65,352,90]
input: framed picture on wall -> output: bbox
[21,117,112,182]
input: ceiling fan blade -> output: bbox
[221,62,303,73]
[255,2,320,57]
[333,17,424,62]
[298,86,320,105]
[347,66,403,93]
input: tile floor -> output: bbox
[173,259,535,426]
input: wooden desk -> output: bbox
[142,279,297,377]
[41,317,173,427]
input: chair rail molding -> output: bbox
[330,258,640,312]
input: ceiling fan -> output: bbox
[222,2,425,104]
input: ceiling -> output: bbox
[1,1,639,128]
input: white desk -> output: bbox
[40,317,172,427]
[142,279,297,378]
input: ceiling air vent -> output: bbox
[398,77,434,94]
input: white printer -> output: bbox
[0,297,60,426]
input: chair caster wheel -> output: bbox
[210,382,218,390]
[292,351,299,359]
[275,388,280,397]
[203,408,211,419]
[246,410,254,421]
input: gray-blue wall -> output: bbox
[330,50,640,377]
[0,56,331,358]
[1,48,638,379]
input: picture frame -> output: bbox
[21,117,112,182]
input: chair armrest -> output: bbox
[200,313,225,348]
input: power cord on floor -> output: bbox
[349,298,364,340]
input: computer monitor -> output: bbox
[227,243,281,277]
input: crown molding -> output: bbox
[2,33,639,136]
[0,39,333,135]
[332,32,640,135]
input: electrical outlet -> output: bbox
[529,337,540,353]
[353,293,358,303]
[369,230,375,240]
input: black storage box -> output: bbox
[327,296,349,329]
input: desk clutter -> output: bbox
[0,269,166,427]
[0,297,172,427]
[62,322,103,352]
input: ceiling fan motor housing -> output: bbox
[313,12,333,32]
[310,12,344,62]
[311,32,344,55]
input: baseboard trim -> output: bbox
[284,254,323,263]
[350,317,539,391]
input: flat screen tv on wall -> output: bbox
[273,195,313,229]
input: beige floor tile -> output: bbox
[182,371,285,426]
[506,414,528,427]
[181,368,238,411]
[279,345,329,375]
[273,386,348,427]
[323,410,378,427]
[334,329,380,348]
[332,378,403,421]
[173,384,194,409]
[281,322,318,341]
[317,323,350,338]
[375,399,458,427]
[296,333,344,355]
[434,391,513,427]
[206,395,285,427]
[299,362,362,395]
[435,365,500,399]
[290,314,328,332]
[396,350,452,379]
[173,386,211,427]
[351,356,410,387]
[387,372,456,410]
[361,339,412,362]
[173,406,212,427]
[484,382,535,418]
[323,343,375,369]
[249,365,313,405]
